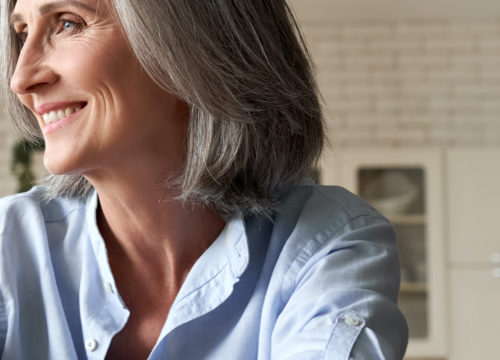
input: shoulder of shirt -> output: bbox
[271,184,393,259]
[278,184,390,232]
[0,185,87,223]
[0,187,88,297]
[268,185,396,297]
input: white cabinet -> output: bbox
[449,268,500,360]
[320,146,500,359]
[447,148,500,360]
[321,148,447,359]
[447,148,500,264]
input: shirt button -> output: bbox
[344,315,361,327]
[105,282,114,293]
[85,338,98,351]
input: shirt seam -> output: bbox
[0,193,40,211]
[0,193,85,224]
[44,208,85,224]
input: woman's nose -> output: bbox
[10,40,58,95]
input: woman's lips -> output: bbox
[35,101,87,115]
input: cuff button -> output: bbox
[344,315,362,327]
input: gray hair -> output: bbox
[1,0,324,219]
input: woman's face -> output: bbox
[10,0,188,177]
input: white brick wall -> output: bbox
[302,19,500,147]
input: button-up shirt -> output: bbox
[0,185,408,359]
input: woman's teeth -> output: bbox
[42,106,81,125]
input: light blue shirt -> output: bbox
[0,185,408,359]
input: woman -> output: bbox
[0,0,408,359]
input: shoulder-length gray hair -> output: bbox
[0,0,324,219]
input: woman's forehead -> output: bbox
[12,0,102,15]
[11,0,105,24]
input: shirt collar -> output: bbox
[85,189,250,284]
[85,189,251,335]
[163,217,249,334]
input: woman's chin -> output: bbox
[43,154,85,176]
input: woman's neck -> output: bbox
[88,166,226,289]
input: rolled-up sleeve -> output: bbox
[271,217,409,360]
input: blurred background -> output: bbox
[290,1,500,359]
[1,1,499,359]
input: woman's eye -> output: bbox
[62,21,75,30]
[57,20,75,33]
[55,17,82,35]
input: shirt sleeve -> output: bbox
[270,217,408,360]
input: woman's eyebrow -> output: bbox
[10,0,97,25]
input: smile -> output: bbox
[42,106,83,125]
